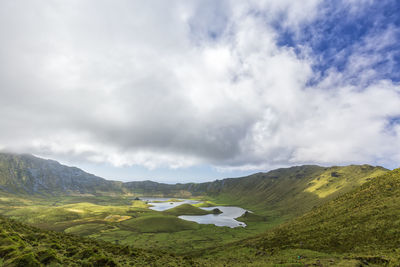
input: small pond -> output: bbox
[139,197,247,228]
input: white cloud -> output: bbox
[0,0,399,174]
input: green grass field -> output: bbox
[0,194,279,255]
[121,215,200,233]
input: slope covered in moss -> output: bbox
[0,215,189,266]
[192,168,400,266]
[249,168,400,255]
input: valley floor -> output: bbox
[1,193,399,266]
[0,194,281,255]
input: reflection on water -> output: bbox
[139,197,248,228]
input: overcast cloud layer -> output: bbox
[1,0,400,181]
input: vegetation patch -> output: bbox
[304,165,387,198]
[64,223,111,236]
[120,215,200,233]
[236,211,267,223]
[162,204,212,216]
[166,198,183,202]
[104,214,131,222]
[193,200,217,207]
[131,200,149,209]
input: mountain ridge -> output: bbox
[0,153,124,196]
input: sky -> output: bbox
[0,0,400,183]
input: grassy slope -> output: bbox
[251,168,400,254]
[236,211,267,223]
[197,168,400,266]
[120,215,200,233]
[207,165,388,215]
[0,216,189,267]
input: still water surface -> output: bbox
[140,197,247,228]
[179,206,247,228]
[140,197,200,211]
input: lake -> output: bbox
[139,197,247,228]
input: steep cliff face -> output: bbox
[0,153,123,196]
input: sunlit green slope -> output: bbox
[198,168,400,266]
[251,167,400,254]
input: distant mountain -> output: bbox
[0,153,123,196]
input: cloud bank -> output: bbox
[0,0,399,173]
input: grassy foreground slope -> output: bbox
[198,168,400,266]
[0,215,190,267]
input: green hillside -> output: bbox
[120,215,200,233]
[201,165,388,215]
[197,168,400,266]
[0,215,189,266]
[252,167,400,254]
